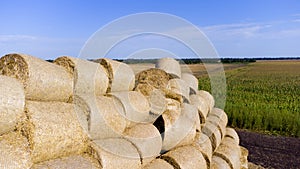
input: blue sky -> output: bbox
[1,0,300,59]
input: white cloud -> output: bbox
[197,20,300,56]
[201,22,273,40]
[292,19,300,23]
[291,13,300,17]
[0,35,37,42]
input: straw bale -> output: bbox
[143,158,174,169]
[147,89,167,116]
[110,91,151,124]
[98,58,135,92]
[0,53,73,102]
[202,122,222,151]
[161,103,197,152]
[164,88,184,103]
[72,95,91,134]
[0,75,25,135]
[192,132,213,168]
[240,146,249,169]
[181,73,198,94]
[135,68,170,90]
[240,146,249,158]
[31,154,101,169]
[210,108,228,127]
[189,94,209,124]
[23,101,88,163]
[206,115,227,139]
[135,83,156,96]
[197,90,215,112]
[91,138,141,169]
[161,145,207,169]
[213,137,241,169]
[182,103,200,131]
[75,95,127,140]
[165,98,181,112]
[211,156,231,169]
[166,79,190,103]
[195,110,202,132]
[248,162,265,169]
[123,124,162,164]
[155,58,181,78]
[225,128,240,145]
[135,84,166,119]
[0,132,32,169]
[54,56,109,96]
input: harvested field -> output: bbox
[237,129,300,169]
[129,63,248,78]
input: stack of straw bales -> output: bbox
[0,54,248,169]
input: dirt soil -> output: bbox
[236,129,300,169]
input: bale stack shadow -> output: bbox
[0,53,249,169]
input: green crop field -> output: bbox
[198,60,300,137]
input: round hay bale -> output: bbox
[202,122,222,151]
[110,91,151,125]
[31,154,101,169]
[98,58,135,92]
[248,162,265,169]
[147,89,167,117]
[135,68,170,90]
[123,124,162,164]
[152,98,181,139]
[54,56,109,96]
[160,103,197,152]
[225,128,240,145]
[213,137,241,169]
[189,94,209,124]
[155,58,181,78]
[240,146,248,157]
[91,138,141,169]
[181,73,198,94]
[182,103,201,132]
[210,108,228,127]
[192,132,213,168]
[161,145,207,169]
[134,83,156,96]
[195,110,202,132]
[206,115,227,139]
[72,95,91,135]
[165,98,181,112]
[0,53,73,102]
[197,90,215,112]
[240,146,249,169]
[75,95,127,140]
[143,158,174,169]
[23,101,88,163]
[0,75,25,135]
[0,132,32,169]
[135,84,167,119]
[211,155,231,169]
[166,79,190,103]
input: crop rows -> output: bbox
[198,61,300,137]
